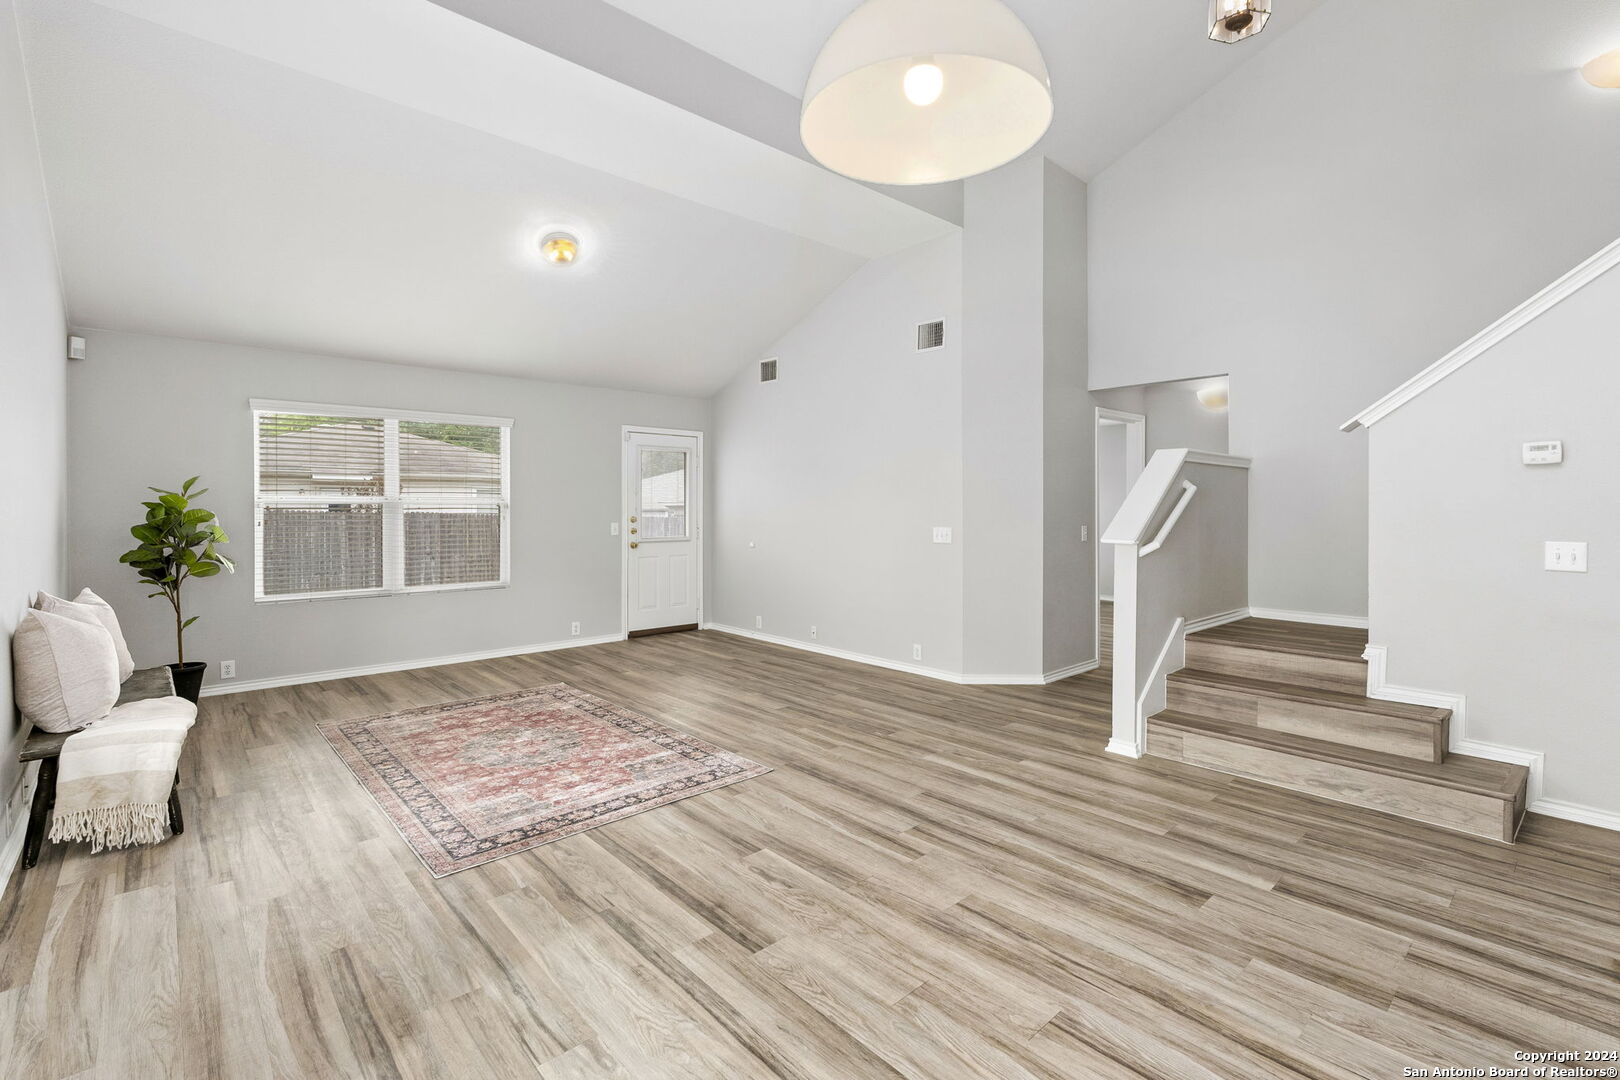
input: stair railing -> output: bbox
[1102,449,1251,757]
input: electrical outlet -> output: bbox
[571,621,581,636]
[810,625,818,640]
[219,659,236,679]
[912,643,922,661]
[755,615,763,629]
[1081,524,1088,542]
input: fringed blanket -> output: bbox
[49,696,196,852]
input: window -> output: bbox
[252,400,511,601]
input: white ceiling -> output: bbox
[597,0,1331,179]
[18,0,1331,397]
[20,0,952,395]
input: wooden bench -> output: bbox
[19,666,184,870]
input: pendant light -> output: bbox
[1208,0,1271,43]
[800,0,1052,186]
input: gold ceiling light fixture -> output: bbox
[1209,0,1271,44]
[1583,49,1620,88]
[540,232,580,265]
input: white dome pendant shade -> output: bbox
[800,0,1053,186]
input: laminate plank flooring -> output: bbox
[2,613,1617,1079]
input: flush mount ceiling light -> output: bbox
[1197,384,1230,411]
[1209,0,1271,43]
[540,232,579,265]
[1583,49,1620,88]
[800,0,1052,186]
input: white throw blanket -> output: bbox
[49,696,197,852]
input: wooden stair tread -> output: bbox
[1167,668,1450,725]
[1188,617,1368,662]
[1150,710,1526,799]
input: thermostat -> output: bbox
[1522,440,1562,465]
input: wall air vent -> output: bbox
[916,320,945,351]
[760,357,778,382]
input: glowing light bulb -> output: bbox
[903,62,944,107]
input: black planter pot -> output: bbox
[168,662,207,704]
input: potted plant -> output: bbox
[119,477,234,703]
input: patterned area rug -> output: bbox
[317,684,770,876]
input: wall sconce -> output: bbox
[1197,385,1230,411]
[1583,49,1620,88]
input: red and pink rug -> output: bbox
[317,684,769,876]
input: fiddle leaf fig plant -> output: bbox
[119,476,235,665]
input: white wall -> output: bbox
[66,331,708,691]
[1096,423,1125,598]
[1089,0,1620,619]
[1368,258,1620,823]
[1,0,67,853]
[709,234,965,673]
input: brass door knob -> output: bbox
[629,516,638,524]
[630,527,638,534]
[629,541,639,549]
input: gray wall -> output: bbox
[962,157,1095,678]
[1369,261,1620,820]
[67,331,708,691]
[1094,377,1229,457]
[1141,380,1227,457]
[1089,0,1620,619]
[1096,423,1125,598]
[1,0,68,847]
[1040,161,1093,674]
[962,160,1046,677]
[709,234,965,673]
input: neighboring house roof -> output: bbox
[260,423,499,485]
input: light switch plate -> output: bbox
[1544,541,1587,572]
[1523,440,1563,465]
[610,522,620,535]
[932,526,953,544]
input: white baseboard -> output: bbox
[1363,644,1546,807]
[1529,798,1620,832]
[0,797,31,902]
[1247,606,1369,629]
[1042,658,1101,684]
[200,632,629,696]
[702,623,1091,686]
[1184,607,1249,634]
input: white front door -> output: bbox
[624,430,701,633]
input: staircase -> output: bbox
[1145,618,1528,843]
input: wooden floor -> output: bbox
[2,621,1618,1079]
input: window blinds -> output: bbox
[253,404,511,600]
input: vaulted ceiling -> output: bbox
[18,0,1327,395]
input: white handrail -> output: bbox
[1138,481,1197,557]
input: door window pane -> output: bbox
[638,448,688,539]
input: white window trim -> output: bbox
[252,401,513,603]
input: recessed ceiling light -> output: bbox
[1197,385,1230,411]
[800,0,1052,186]
[1583,49,1620,88]
[540,232,579,265]
[1209,0,1271,44]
